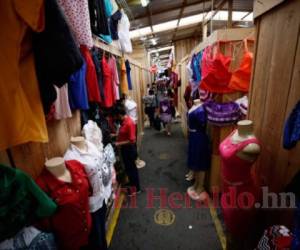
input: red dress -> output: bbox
[201,43,233,93]
[219,131,260,238]
[36,160,92,250]
[80,45,101,103]
[102,57,116,108]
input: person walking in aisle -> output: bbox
[158,90,173,136]
[115,105,141,195]
[143,89,157,128]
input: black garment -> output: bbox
[33,0,83,114]
[110,10,122,40]
[285,170,300,200]
[89,202,108,250]
[145,107,156,127]
[91,49,105,100]
[88,0,110,36]
[121,144,140,192]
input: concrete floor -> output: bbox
[110,124,222,250]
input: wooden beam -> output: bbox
[204,0,227,25]
[227,0,233,28]
[172,0,188,41]
[147,5,154,33]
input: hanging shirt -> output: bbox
[117,116,136,143]
[99,0,113,44]
[0,0,48,150]
[36,160,92,250]
[33,0,83,114]
[0,165,57,242]
[102,57,116,108]
[68,62,89,110]
[88,0,110,36]
[80,45,102,103]
[125,60,133,90]
[57,0,93,48]
[120,58,129,94]
[91,49,105,100]
[118,10,133,53]
[125,99,138,124]
[110,10,122,40]
[108,56,120,100]
[64,141,111,212]
[54,84,72,120]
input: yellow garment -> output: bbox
[0,0,48,150]
[120,57,129,95]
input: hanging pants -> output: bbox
[121,144,141,192]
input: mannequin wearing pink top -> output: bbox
[219,120,261,247]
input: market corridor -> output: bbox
[110,124,222,250]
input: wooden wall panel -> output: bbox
[249,0,300,192]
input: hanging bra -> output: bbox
[228,39,253,92]
[200,42,233,93]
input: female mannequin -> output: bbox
[219,120,260,249]
[44,157,71,183]
[186,99,211,201]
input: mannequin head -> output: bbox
[193,99,201,106]
[237,120,254,137]
[70,136,86,150]
[45,157,71,182]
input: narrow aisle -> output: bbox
[110,124,222,250]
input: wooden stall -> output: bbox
[249,0,300,192]
[177,28,255,192]
[0,39,150,179]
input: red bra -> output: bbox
[200,42,233,93]
[228,39,253,92]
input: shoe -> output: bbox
[136,159,146,169]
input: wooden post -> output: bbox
[228,0,233,28]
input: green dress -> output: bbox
[0,164,57,241]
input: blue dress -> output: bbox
[187,105,211,171]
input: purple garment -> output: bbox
[204,100,241,126]
[159,99,172,115]
[187,105,211,171]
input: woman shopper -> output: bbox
[115,105,141,195]
[143,89,157,127]
[158,90,173,136]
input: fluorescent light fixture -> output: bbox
[152,20,178,33]
[130,26,152,39]
[141,0,149,7]
[179,13,204,27]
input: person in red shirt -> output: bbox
[115,105,141,195]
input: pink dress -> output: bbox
[219,131,260,237]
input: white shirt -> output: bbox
[118,10,133,53]
[82,120,103,152]
[125,99,138,124]
[64,141,114,212]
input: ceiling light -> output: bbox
[141,0,149,7]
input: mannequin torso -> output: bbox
[70,136,88,152]
[188,99,202,114]
[45,157,72,183]
[231,120,260,162]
